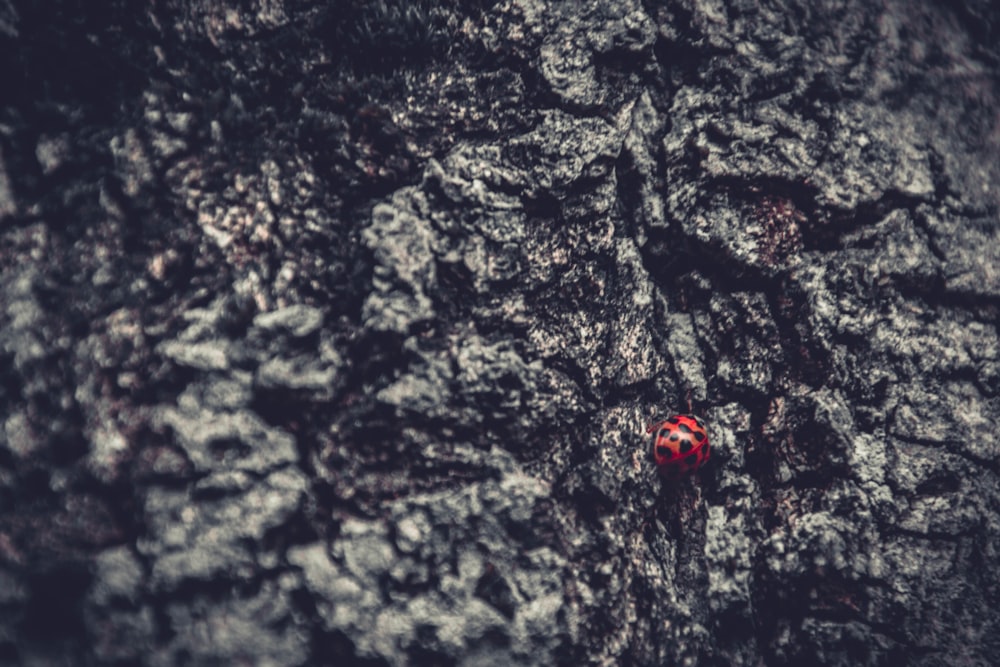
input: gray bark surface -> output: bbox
[1,0,999,665]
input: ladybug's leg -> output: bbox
[646,413,667,434]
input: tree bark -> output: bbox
[1,0,999,665]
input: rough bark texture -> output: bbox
[1,0,999,665]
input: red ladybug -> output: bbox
[648,414,710,478]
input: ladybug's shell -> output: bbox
[650,414,710,477]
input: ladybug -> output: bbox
[648,414,710,478]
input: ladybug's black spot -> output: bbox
[679,440,693,454]
[677,423,693,434]
[667,416,680,424]
[694,431,705,442]
[656,445,670,456]
[685,454,698,466]
[669,433,679,442]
